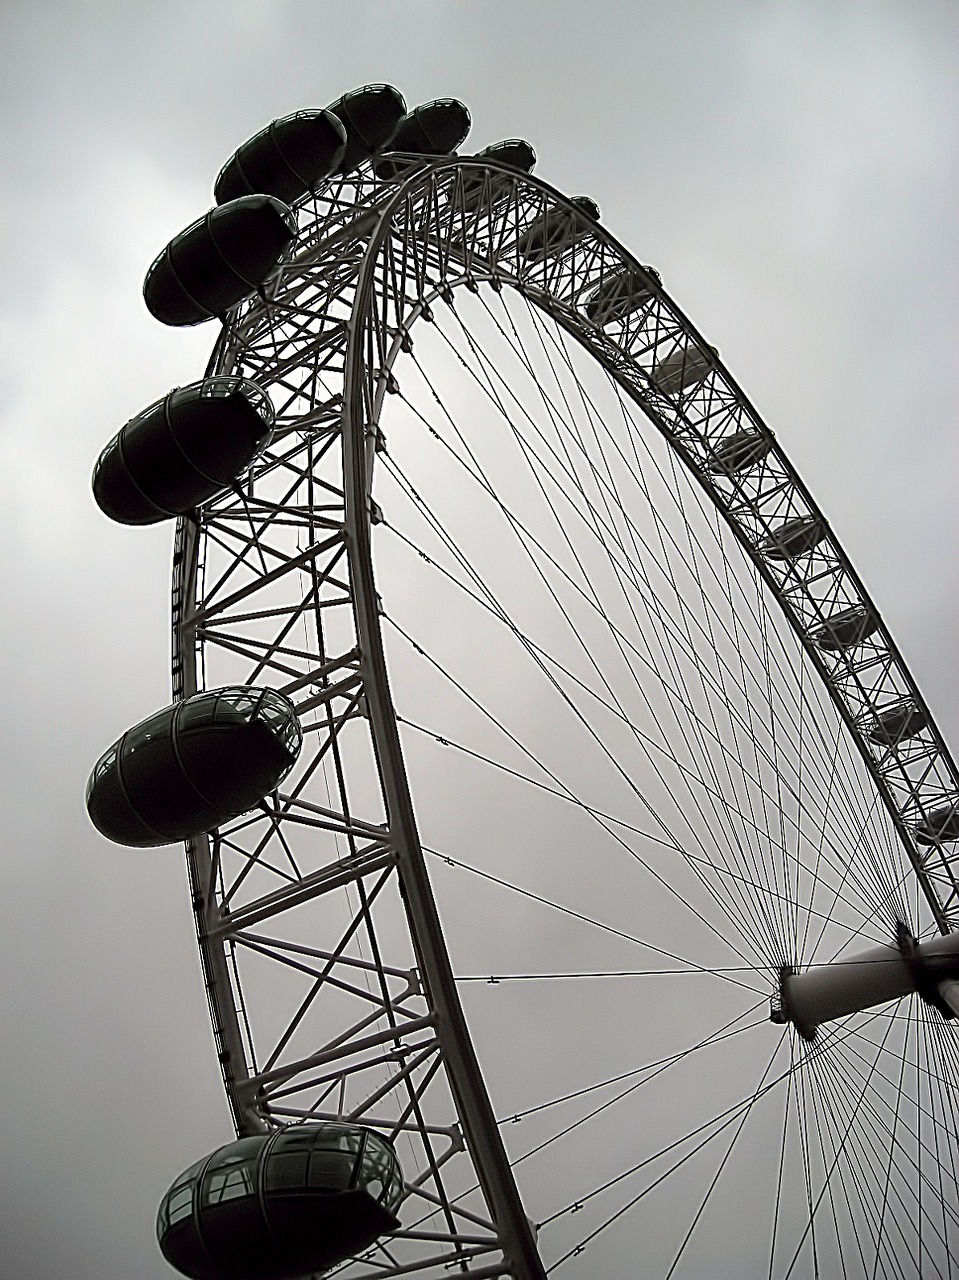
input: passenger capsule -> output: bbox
[144,196,297,327]
[458,139,537,212]
[214,110,347,205]
[705,430,773,476]
[372,99,472,180]
[761,515,825,561]
[387,98,471,155]
[865,700,928,746]
[474,138,536,174]
[92,378,273,525]
[649,344,718,396]
[516,195,600,262]
[157,1124,403,1280]
[584,267,661,325]
[915,804,959,846]
[813,606,878,651]
[86,687,301,847]
[326,84,407,173]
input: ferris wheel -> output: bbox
[87,85,959,1279]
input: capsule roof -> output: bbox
[386,98,472,156]
[92,377,273,524]
[761,515,824,561]
[326,84,407,173]
[214,110,347,205]
[473,138,536,174]
[915,803,959,846]
[86,686,301,847]
[813,605,878,651]
[648,343,718,396]
[143,195,296,327]
[585,267,660,324]
[571,195,601,221]
[706,430,772,476]
[865,700,928,746]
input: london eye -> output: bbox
[87,86,959,1278]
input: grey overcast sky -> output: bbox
[0,2,956,1277]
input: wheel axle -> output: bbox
[772,924,959,1039]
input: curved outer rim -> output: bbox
[340,182,548,1280]
[172,152,959,1270]
[340,156,959,932]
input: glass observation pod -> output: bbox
[583,266,662,325]
[86,687,302,848]
[92,377,274,525]
[458,138,537,206]
[915,803,959,846]
[474,138,536,174]
[371,98,472,180]
[143,195,297,328]
[157,1124,404,1280]
[864,699,929,746]
[704,429,773,477]
[648,342,719,396]
[761,514,826,561]
[812,604,878,651]
[325,84,407,174]
[214,110,348,206]
[386,98,472,155]
[515,195,601,263]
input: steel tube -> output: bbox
[782,930,959,1037]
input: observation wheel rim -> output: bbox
[341,154,959,935]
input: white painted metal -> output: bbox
[781,932,959,1036]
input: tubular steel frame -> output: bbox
[169,154,959,1278]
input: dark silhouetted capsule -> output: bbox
[455,140,537,214]
[214,110,347,205]
[915,804,959,846]
[86,687,301,847]
[474,138,536,174]
[585,267,661,324]
[813,606,878,651]
[516,195,600,262]
[706,430,773,476]
[761,515,825,561]
[326,84,407,173]
[865,700,928,746]
[157,1124,403,1280]
[143,196,297,327]
[387,99,471,155]
[92,378,274,524]
[649,344,719,396]
[372,99,472,180]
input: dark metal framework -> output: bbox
[169,155,959,1277]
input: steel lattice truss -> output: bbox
[168,156,959,1278]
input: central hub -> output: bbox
[771,924,959,1039]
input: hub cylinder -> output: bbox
[778,930,959,1038]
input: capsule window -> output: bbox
[158,1157,205,1232]
[357,1146,391,1202]
[257,689,303,755]
[307,1149,357,1191]
[166,1184,195,1226]
[305,1129,362,1191]
[200,1137,263,1207]
[265,1150,310,1191]
[86,742,118,800]
[216,689,260,724]
[359,1132,403,1210]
